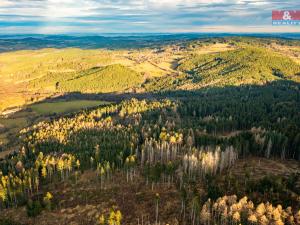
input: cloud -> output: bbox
[0,0,299,33]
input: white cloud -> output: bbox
[0,0,300,33]
[169,25,300,33]
[0,0,14,7]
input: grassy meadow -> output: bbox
[0,99,110,150]
[30,100,109,115]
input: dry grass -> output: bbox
[194,43,234,55]
[0,48,114,111]
[269,43,300,64]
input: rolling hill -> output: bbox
[30,64,143,93]
[178,46,300,85]
[1,38,300,113]
[0,36,300,225]
[144,46,300,92]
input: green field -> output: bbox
[0,100,109,148]
[30,100,109,115]
[0,117,29,146]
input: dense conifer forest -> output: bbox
[0,36,299,225]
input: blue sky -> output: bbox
[0,0,299,34]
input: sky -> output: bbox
[0,0,300,34]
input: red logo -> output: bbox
[272,10,300,20]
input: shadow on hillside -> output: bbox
[33,79,300,104]
[43,91,157,103]
[1,79,299,156]
[15,79,299,159]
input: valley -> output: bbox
[0,35,299,225]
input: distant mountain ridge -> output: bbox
[1,33,300,52]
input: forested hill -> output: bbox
[144,46,300,91]
[30,64,142,93]
[178,47,300,85]
[0,36,300,225]
[1,36,300,113]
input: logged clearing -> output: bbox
[2,157,299,225]
[229,157,300,179]
[2,171,181,225]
